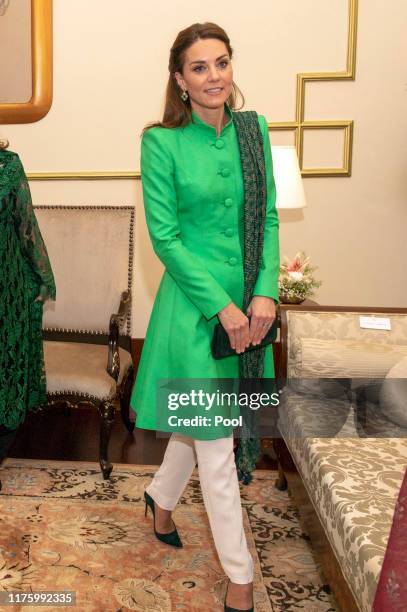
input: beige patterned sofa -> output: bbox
[274,305,407,612]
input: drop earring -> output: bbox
[180,89,189,102]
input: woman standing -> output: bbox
[0,147,55,466]
[131,23,279,611]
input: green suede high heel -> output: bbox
[224,580,254,612]
[144,491,183,548]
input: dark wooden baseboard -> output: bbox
[273,438,360,612]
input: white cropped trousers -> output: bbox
[145,433,254,584]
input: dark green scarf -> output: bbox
[232,111,268,484]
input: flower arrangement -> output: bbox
[278,252,321,304]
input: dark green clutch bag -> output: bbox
[211,318,278,360]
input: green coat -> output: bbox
[131,103,280,439]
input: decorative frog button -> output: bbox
[228,257,237,266]
[225,228,233,237]
[220,168,230,177]
[215,139,224,149]
[224,198,233,207]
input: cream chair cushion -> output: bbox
[44,341,132,400]
[36,207,133,333]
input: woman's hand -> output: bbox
[34,284,48,303]
[217,302,250,354]
[247,296,276,346]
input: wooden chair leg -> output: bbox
[275,462,288,491]
[99,401,116,479]
[120,365,135,433]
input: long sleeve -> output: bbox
[141,129,232,320]
[252,115,280,302]
[13,157,56,301]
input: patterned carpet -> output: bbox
[0,459,339,611]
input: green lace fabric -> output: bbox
[0,150,56,430]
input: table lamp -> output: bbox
[271,146,307,209]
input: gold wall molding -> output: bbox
[271,0,358,177]
[27,0,357,181]
[28,170,140,181]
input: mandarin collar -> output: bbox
[190,102,233,136]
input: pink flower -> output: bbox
[287,258,302,273]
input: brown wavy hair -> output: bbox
[143,22,245,133]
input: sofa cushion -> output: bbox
[291,338,407,379]
[379,356,407,428]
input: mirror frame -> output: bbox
[0,0,52,124]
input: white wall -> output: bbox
[2,0,406,337]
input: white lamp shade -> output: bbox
[271,146,307,209]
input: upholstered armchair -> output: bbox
[35,205,135,479]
